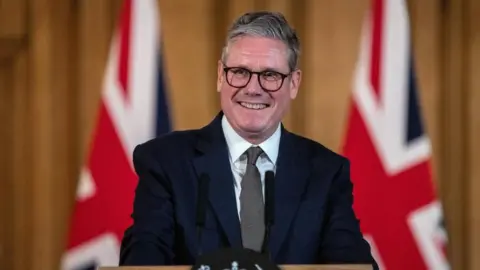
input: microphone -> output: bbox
[192,172,280,270]
[196,174,210,256]
[262,170,275,257]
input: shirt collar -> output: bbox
[221,115,281,164]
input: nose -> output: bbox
[244,74,262,95]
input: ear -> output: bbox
[217,60,224,92]
[289,69,302,99]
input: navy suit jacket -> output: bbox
[119,112,377,268]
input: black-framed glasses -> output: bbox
[223,66,291,92]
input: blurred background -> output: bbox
[0,0,479,269]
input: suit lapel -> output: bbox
[269,129,311,259]
[191,114,311,256]
[192,113,243,248]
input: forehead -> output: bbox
[225,36,289,71]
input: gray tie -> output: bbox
[239,146,265,251]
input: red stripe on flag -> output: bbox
[370,0,384,100]
[118,0,133,100]
[66,104,137,248]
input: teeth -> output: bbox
[240,102,267,110]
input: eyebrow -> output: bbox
[230,64,286,73]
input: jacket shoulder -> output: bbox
[133,128,200,161]
[289,132,349,166]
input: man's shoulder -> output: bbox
[133,128,202,160]
[288,131,349,166]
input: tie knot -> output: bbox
[245,146,263,165]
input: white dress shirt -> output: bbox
[221,115,281,218]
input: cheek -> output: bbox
[220,85,231,97]
[272,91,290,108]
[220,86,238,105]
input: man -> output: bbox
[119,11,377,268]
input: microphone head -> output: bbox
[265,170,275,180]
[196,174,210,227]
[192,248,280,270]
[264,170,275,225]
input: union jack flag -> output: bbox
[61,0,171,269]
[342,0,450,269]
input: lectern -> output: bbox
[99,265,372,270]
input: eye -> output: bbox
[262,71,282,81]
[230,68,249,76]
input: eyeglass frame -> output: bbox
[222,64,293,92]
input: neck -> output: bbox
[235,126,278,145]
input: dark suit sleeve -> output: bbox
[318,159,379,270]
[119,144,175,265]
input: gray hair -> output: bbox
[221,11,300,71]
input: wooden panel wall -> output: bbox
[0,0,479,269]
[464,0,480,268]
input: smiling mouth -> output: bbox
[238,102,270,110]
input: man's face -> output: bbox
[217,36,301,141]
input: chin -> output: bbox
[237,119,270,134]
[239,125,267,134]
[227,108,274,133]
